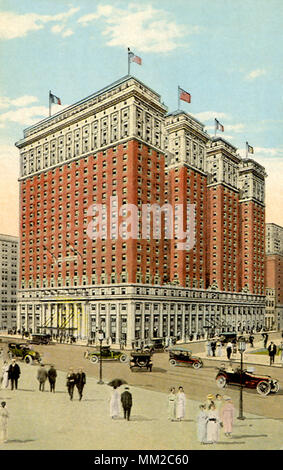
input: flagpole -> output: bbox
[49,90,51,117]
[178,86,180,110]
[128,48,131,75]
[246,142,248,158]
[215,119,217,138]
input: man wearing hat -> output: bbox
[121,386,132,421]
[8,359,21,391]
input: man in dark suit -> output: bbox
[47,365,57,393]
[121,387,132,421]
[268,342,277,365]
[75,368,86,401]
[8,359,21,390]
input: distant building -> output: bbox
[15,75,267,345]
[265,223,283,330]
[0,234,18,331]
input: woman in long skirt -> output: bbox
[206,403,221,444]
[176,386,186,421]
[196,405,208,444]
[168,387,176,421]
[110,386,120,419]
[220,397,235,437]
[1,362,9,389]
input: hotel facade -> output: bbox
[15,75,266,346]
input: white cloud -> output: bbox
[194,111,231,122]
[0,95,39,109]
[78,4,197,53]
[0,7,79,40]
[224,123,245,133]
[0,105,48,126]
[245,68,267,81]
[62,29,74,38]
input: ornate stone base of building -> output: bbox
[17,283,266,348]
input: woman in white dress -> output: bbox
[176,386,186,421]
[206,403,221,444]
[168,387,176,421]
[1,361,9,389]
[109,386,120,419]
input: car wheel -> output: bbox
[119,354,128,363]
[192,360,203,370]
[24,355,33,365]
[256,381,271,396]
[169,359,177,366]
[90,355,99,364]
[270,381,280,393]
[216,374,227,388]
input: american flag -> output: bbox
[179,87,191,103]
[129,51,142,65]
[215,118,224,132]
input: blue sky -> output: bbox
[0,0,283,235]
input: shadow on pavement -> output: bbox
[130,415,157,422]
[5,439,36,444]
[233,434,268,439]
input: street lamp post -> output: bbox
[237,336,246,420]
[97,329,104,385]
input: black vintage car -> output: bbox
[29,333,52,345]
[168,347,203,369]
[129,352,153,372]
[143,337,166,353]
[216,366,280,396]
[84,345,128,363]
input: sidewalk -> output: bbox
[0,359,283,451]
[198,340,283,368]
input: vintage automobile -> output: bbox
[143,337,167,353]
[216,366,280,396]
[129,352,153,372]
[29,333,52,345]
[8,342,41,365]
[168,347,203,369]
[84,345,128,363]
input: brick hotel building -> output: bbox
[15,75,266,346]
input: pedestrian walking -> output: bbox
[268,342,277,365]
[168,387,176,421]
[220,396,235,437]
[211,340,217,357]
[206,340,212,357]
[249,335,254,347]
[47,365,57,393]
[8,359,20,390]
[176,386,186,421]
[66,368,76,400]
[109,386,120,419]
[206,394,215,409]
[226,341,233,361]
[0,402,9,444]
[206,403,221,444]
[37,364,48,391]
[1,361,9,389]
[279,341,283,367]
[196,404,208,444]
[214,394,223,417]
[263,333,268,349]
[216,341,222,357]
[75,368,86,401]
[121,386,132,421]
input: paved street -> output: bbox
[0,340,283,451]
